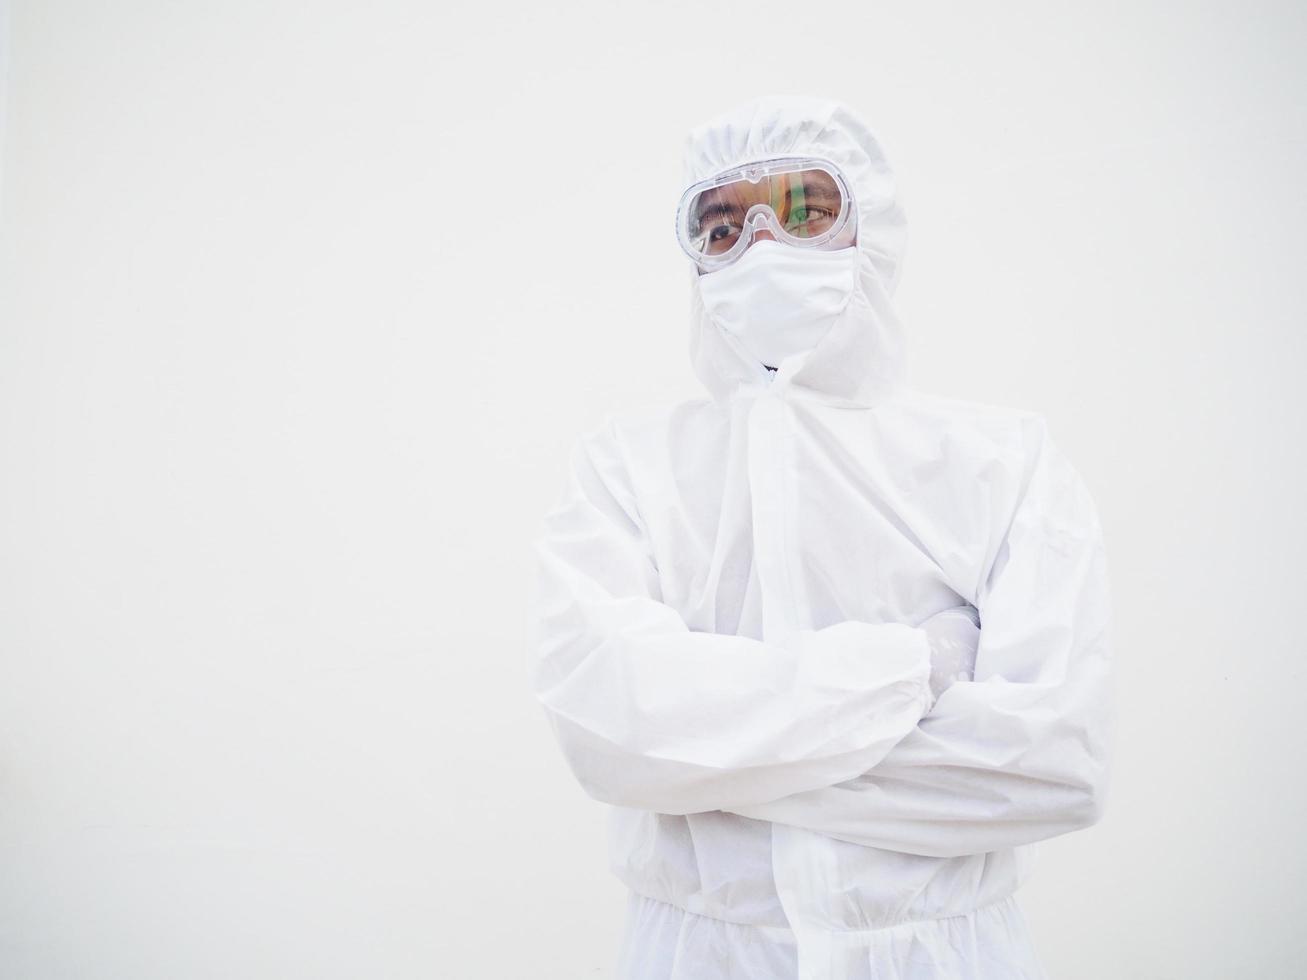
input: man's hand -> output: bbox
[920,605,981,708]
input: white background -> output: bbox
[2,1,1304,977]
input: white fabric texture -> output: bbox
[527,94,1113,980]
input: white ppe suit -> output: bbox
[527,95,1114,979]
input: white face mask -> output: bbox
[697,240,858,371]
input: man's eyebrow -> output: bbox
[796,180,839,199]
[694,200,738,222]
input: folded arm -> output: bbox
[727,417,1115,857]
[527,421,934,816]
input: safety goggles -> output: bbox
[676,156,857,272]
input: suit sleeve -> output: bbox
[526,421,934,817]
[726,416,1115,857]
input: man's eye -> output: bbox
[708,224,740,242]
[788,207,831,224]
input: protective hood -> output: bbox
[683,95,910,407]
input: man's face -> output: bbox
[687,168,851,257]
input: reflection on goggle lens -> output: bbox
[687,169,844,255]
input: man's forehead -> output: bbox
[695,172,841,207]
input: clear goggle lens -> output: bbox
[676,158,856,269]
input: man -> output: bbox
[527,95,1113,979]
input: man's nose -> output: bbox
[751,228,777,244]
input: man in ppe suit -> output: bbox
[527,95,1113,979]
